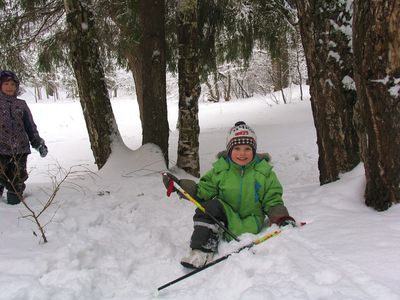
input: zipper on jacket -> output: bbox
[237,166,245,211]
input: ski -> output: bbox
[157,229,281,292]
[157,222,306,292]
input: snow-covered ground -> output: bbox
[1,86,399,300]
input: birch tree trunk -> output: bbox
[353,0,400,210]
[176,0,201,177]
[64,0,121,169]
[295,0,360,184]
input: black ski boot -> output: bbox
[7,191,21,205]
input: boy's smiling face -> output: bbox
[1,80,17,96]
[230,144,254,166]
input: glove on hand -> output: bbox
[276,216,296,228]
[37,144,48,158]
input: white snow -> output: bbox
[342,75,356,90]
[370,76,400,98]
[327,50,341,63]
[389,77,400,98]
[81,22,89,31]
[1,85,400,300]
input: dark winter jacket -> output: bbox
[196,151,289,239]
[0,92,44,155]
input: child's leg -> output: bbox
[6,154,28,204]
[0,155,11,192]
[190,197,227,252]
[181,198,227,268]
[15,154,28,194]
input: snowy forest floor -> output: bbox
[1,86,399,300]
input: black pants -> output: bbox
[0,154,28,195]
[190,197,227,253]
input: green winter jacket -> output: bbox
[196,155,285,240]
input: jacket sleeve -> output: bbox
[196,168,219,201]
[22,102,44,149]
[262,169,290,223]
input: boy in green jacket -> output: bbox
[163,121,295,269]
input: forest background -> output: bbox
[1,0,399,212]
[1,1,400,299]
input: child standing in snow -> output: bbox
[163,121,295,268]
[0,70,48,205]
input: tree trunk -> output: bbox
[138,0,169,165]
[34,86,41,102]
[293,27,304,101]
[106,1,169,164]
[271,37,289,93]
[125,52,143,115]
[205,80,217,102]
[353,0,400,211]
[224,72,231,102]
[65,0,121,169]
[176,0,201,177]
[213,71,220,101]
[295,0,360,184]
[105,4,144,125]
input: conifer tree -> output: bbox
[176,0,201,177]
[138,0,169,165]
[295,0,359,184]
[353,0,400,210]
[64,0,121,169]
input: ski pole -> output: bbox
[157,229,282,292]
[162,172,240,242]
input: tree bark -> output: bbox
[105,0,169,164]
[138,0,169,165]
[176,0,201,177]
[353,0,400,211]
[295,0,360,184]
[65,0,121,169]
[271,37,289,93]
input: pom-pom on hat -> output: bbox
[226,121,257,154]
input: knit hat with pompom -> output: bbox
[226,121,257,154]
